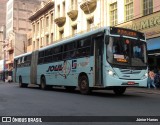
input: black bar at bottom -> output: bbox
[0,116,159,122]
[42,116,160,122]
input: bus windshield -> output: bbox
[107,36,147,67]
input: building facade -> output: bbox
[28,0,54,52]
[28,0,106,51]
[0,0,7,27]
[4,0,41,77]
[28,0,160,68]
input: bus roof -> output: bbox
[39,27,108,51]
[14,52,32,59]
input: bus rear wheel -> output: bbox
[40,76,52,90]
[113,87,126,95]
[79,75,91,95]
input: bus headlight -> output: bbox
[141,72,148,79]
[145,72,148,77]
[108,70,114,76]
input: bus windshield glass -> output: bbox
[107,36,147,67]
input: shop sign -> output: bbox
[117,11,160,38]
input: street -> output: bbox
[0,82,160,125]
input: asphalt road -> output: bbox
[0,82,160,125]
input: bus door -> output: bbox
[30,50,38,84]
[94,35,104,86]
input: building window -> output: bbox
[28,38,32,46]
[33,25,35,33]
[143,0,153,16]
[87,17,94,31]
[63,2,65,16]
[59,30,64,39]
[51,33,53,43]
[58,5,60,17]
[110,2,117,26]
[37,39,39,49]
[51,13,54,25]
[40,37,43,48]
[72,25,77,35]
[70,0,77,10]
[37,22,39,32]
[41,18,43,29]
[125,0,133,21]
[46,16,49,27]
[46,35,49,45]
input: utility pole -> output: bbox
[0,40,5,81]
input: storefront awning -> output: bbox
[147,37,160,51]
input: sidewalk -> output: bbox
[127,87,160,95]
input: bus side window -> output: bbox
[27,55,31,66]
[38,51,45,64]
[22,57,25,64]
[44,55,53,63]
[17,58,22,67]
[63,42,76,59]
[57,53,62,61]
[77,37,91,57]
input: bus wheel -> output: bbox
[79,75,91,95]
[113,87,126,95]
[40,77,47,90]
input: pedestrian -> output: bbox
[147,70,156,89]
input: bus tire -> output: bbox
[113,87,126,95]
[19,77,27,88]
[79,75,91,95]
[40,76,47,90]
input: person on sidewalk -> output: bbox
[147,70,156,89]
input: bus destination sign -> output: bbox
[117,29,137,37]
[110,27,141,38]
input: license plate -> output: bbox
[128,81,135,85]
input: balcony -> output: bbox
[80,0,97,14]
[67,5,78,21]
[54,17,66,27]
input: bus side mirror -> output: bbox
[105,36,109,44]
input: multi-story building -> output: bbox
[28,0,105,51]
[4,0,41,76]
[0,0,7,27]
[28,0,54,51]
[0,0,7,63]
[28,0,160,69]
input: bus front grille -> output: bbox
[119,69,141,74]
